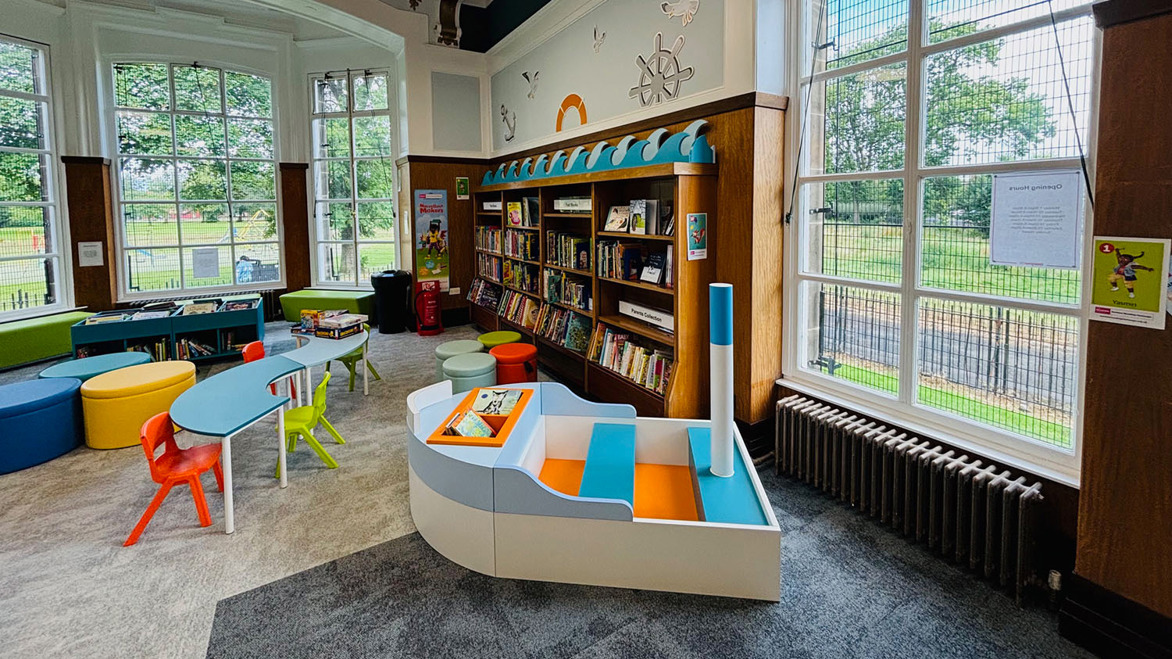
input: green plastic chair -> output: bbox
[276,371,345,476]
[327,324,381,392]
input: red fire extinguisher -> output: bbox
[415,280,444,336]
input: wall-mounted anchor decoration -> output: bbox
[500,104,517,142]
[522,71,540,100]
[661,0,699,27]
[629,32,694,108]
[593,26,606,53]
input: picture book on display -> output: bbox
[628,199,659,235]
[442,410,495,438]
[639,250,667,285]
[471,388,524,416]
[604,205,630,232]
[507,201,523,227]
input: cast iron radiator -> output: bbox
[775,394,1044,604]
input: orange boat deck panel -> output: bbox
[539,459,585,497]
[537,459,699,522]
[633,463,699,521]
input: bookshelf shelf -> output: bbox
[597,231,674,242]
[597,276,674,296]
[596,314,674,346]
[478,211,503,216]
[475,248,502,256]
[543,263,592,277]
[472,163,715,418]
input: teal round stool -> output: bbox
[442,352,497,394]
[39,352,152,382]
[434,340,485,381]
[478,331,521,350]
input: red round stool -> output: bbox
[490,343,538,385]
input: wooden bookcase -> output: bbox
[471,163,716,418]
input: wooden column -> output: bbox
[1060,2,1172,655]
[61,156,117,312]
[278,162,311,292]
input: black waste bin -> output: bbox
[371,270,412,334]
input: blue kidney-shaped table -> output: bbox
[169,330,368,534]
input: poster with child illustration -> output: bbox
[1090,236,1170,329]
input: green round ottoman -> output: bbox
[478,331,521,350]
[435,340,484,381]
[442,353,497,394]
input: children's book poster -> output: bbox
[1089,236,1170,330]
[686,213,707,261]
[415,189,450,291]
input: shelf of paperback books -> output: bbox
[474,162,714,418]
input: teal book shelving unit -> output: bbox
[70,294,265,362]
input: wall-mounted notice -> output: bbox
[415,189,450,291]
[191,247,220,279]
[990,170,1083,269]
[77,242,103,267]
[455,177,470,200]
[686,213,707,261]
[1089,236,1170,330]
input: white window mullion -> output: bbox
[897,0,925,408]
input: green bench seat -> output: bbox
[279,289,375,322]
[0,311,94,369]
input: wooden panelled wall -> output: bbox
[463,94,788,427]
[1074,3,1172,621]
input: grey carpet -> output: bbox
[206,469,1092,659]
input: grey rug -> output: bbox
[206,470,1092,659]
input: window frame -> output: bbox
[782,0,1102,485]
[0,33,69,322]
[107,59,285,301]
[308,69,397,289]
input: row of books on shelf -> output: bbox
[506,198,540,228]
[503,229,539,261]
[499,289,540,329]
[175,337,217,360]
[546,231,591,271]
[587,323,674,396]
[475,226,502,253]
[602,200,674,236]
[83,298,258,325]
[534,305,592,353]
[543,269,592,311]
[467,278,502,309]
[476,253,502,281]
[128,338,171,362]
[596,241,673,287]
[503,260,539,294]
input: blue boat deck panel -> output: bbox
[577,423,637,506]
[688,427,769,526]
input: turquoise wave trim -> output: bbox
[480,120,714,186]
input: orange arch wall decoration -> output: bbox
[555,94,587,132]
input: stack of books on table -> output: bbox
[587,323,674,395]
[315,313,367,339]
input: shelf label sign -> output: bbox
[415,189,450,290]
[687,213,707,261]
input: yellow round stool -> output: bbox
[80,361,196,449]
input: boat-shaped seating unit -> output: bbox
[406,380,781,601]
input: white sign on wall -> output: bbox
[77,242,104,267]
[989,170,1083,269]
[191,247,220,279]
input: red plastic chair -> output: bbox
[124,412,224,546]
[242,340,295,398]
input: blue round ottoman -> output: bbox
[0,378,84,474]
[39,352,152,381]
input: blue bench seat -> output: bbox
[577,423,636,506]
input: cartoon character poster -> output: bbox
[415,189,450,291]
[686,212,707,261]
[1089,236,1170,330]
